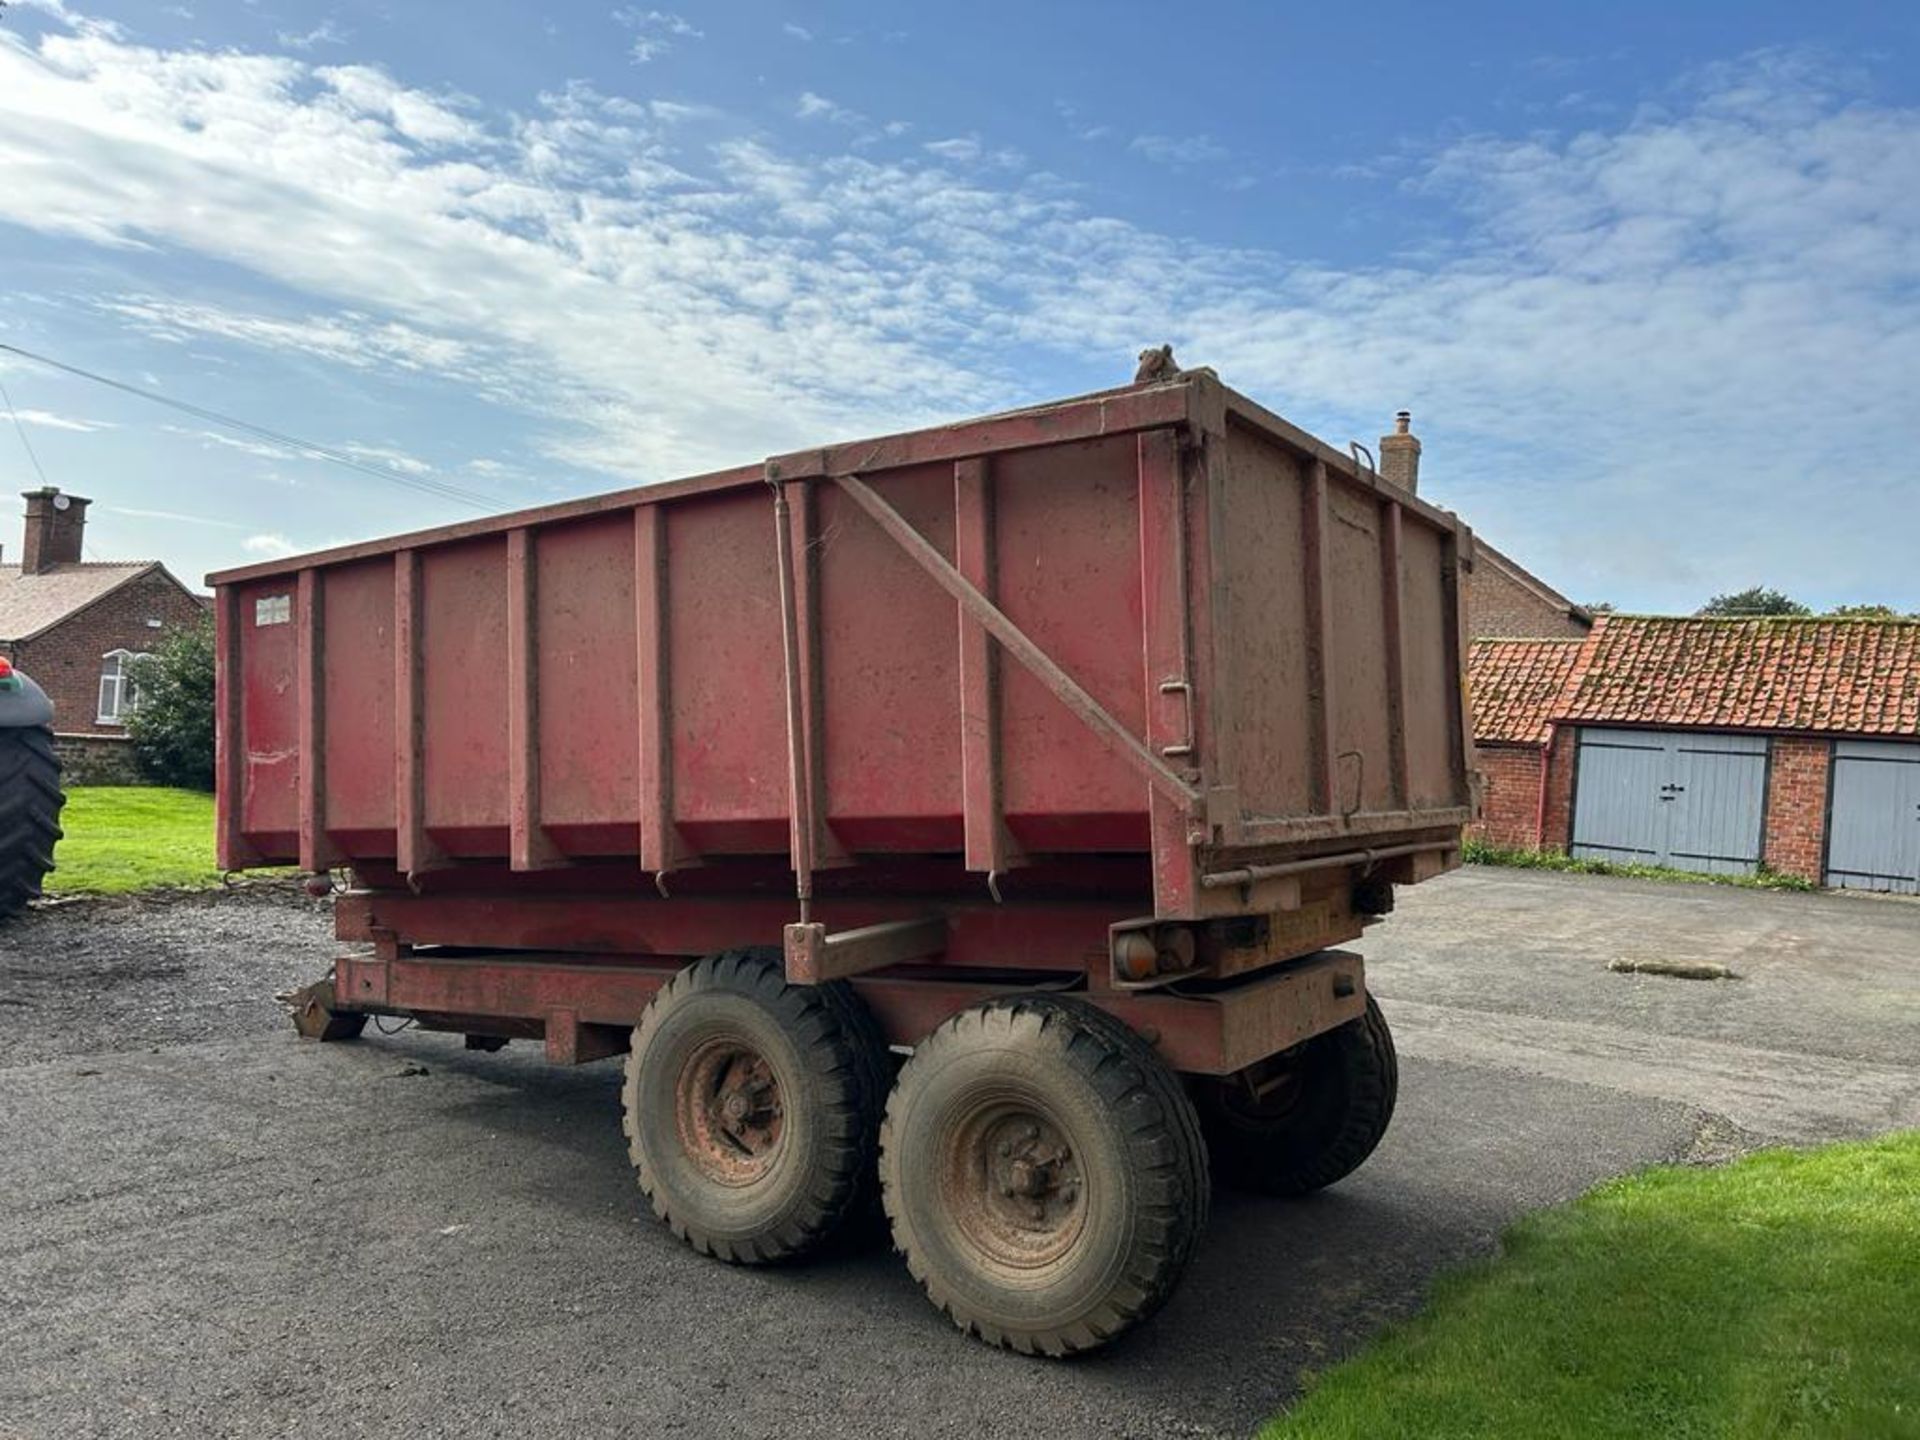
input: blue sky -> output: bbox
[0,0,1916,610]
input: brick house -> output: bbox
[0,488,207,780]
[1466,615,1920,892]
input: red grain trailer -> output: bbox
[213,368,1473,1355]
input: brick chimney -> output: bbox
[1379,411,1421,494]
[21,487,90,574]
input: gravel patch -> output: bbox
[0,891,337,1068]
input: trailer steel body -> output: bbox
[214,370,1473,1353]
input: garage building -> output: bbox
[1468,615,1920,893]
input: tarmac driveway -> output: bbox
[1,870,1915,1439]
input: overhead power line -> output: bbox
[0,340,497,510]
[0,378,53,489]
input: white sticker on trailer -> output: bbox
[254,594,291,626]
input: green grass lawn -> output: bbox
[46,786,226,895]
[1265,1132,1920,1439]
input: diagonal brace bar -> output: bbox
[832,471,1203,813]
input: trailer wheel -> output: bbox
[622,949,888,1265]
[0,725,63,921]
[1194,995,1397,1196]
[880,996,1208,1356]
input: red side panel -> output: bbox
[994,435,1148,851]
[1210,424,1315,821]
[534,515,639,855]
[237,579,299,858]
[421,538,510,855]
[665,488,788,852]
[1205,407,1473,852]
[816,462,964,851]
[1323,480,1396,815]
[321,560,397,856]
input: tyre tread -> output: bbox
[880,994,1209,1357]
[620,947,887,1266]
[1202,994,1398,1197]
[0,727,64,920]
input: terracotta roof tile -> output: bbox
[1557,615,1920,738]
[1468,638,1584,745]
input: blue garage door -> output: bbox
[1826,740,1920,895]
[1572,728,1769,877]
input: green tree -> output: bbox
[1698,587,1810,618]
[1824,603,1906,620]
[127,616,215,790]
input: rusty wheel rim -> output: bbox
[939,1095,1087,1272]
[675,1036,786,1187]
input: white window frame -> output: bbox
[97,649,152,725]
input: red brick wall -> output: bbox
[1468,561,1589,640]
[1540,726,1577,851]
[10,570,207,738]
[1469,743,1546,848]
[1763,736,1830,882]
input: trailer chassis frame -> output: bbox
[326,941,1365,1078]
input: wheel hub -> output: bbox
[945,1105,1086,1269]
[676,1040,785,1186]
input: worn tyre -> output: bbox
[622,948,889,1264]
[880,996,1209,1357]
[0,725,63,920]
[1195,995,1397,1196]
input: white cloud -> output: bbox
[278,19,346,51]
[796,91,858,125]
[6,0,121,39]
[648,99,709,125]
[794,92,908,150]
[617,8,702,64]
[783,23,813,42]
[161,424,444,490]
[10,407,114,432]
[317,64,481,146]
[339,441,432,476]
[104,297,474,373]
[1055,101,1110,143]
[242,532,298,558]
[920,135,1022,169]
[106,504,244,529]
[161,425,302,462]
[1,28,1915,605]
[1130,132,1229,167]
[922,136,981,163]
